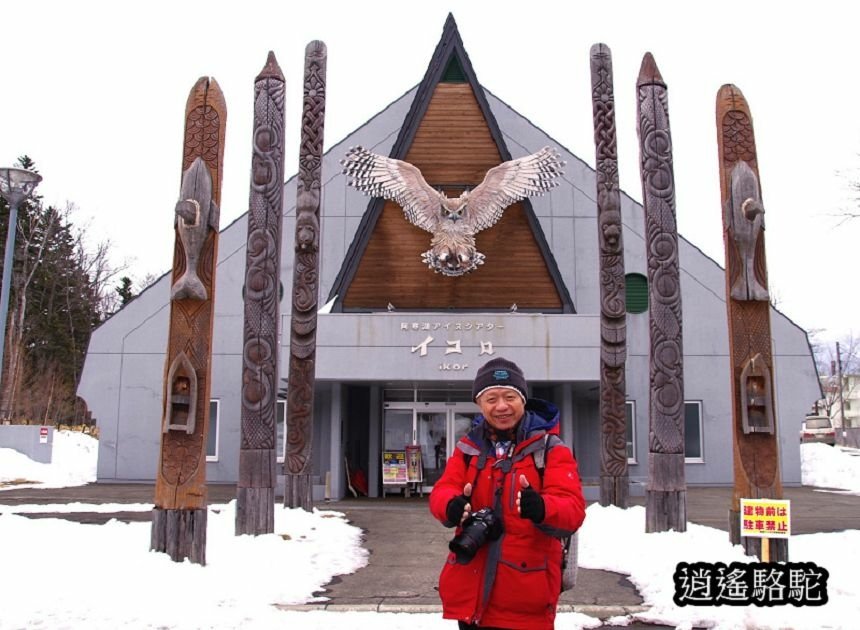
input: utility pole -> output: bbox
[837,342,845,441]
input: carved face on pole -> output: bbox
[341,146,565,276]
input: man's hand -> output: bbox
[446,483,473,526]
[517,474,545,524]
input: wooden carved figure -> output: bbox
[716,84,786,561]
[164,351,197,434]
[590,43,628,508]
[151,77,226,565]
[172,159,220,300]
[341,146,564,276]
[636,53,687,533]
[285,41,327,511]
[728,161,768,301]
[740,353,774,434]
[236,52,287,536]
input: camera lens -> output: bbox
[448,508,495,564]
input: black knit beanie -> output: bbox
[472,357,528,403]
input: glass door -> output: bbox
[384,409,414,450]
[417,412,447,485]
[382,401,480,490]
[450,411,478,457]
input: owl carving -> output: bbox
[341,146,565,276]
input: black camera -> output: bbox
[448,507,503,564]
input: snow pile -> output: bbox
[578,504,860,629]
[0,429,98,489]
[0,431,859,628]
[801,442,860,492]
[0,501,368,629]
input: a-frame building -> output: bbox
[332,15,572,313]
[78,15,819,500]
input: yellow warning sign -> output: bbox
[740,498,790,538]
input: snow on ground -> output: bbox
[0,429,97,489]
[0,434,858,629]
[801,442,860,493]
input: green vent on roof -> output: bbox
[441,56,467,83]
[625,273,648,314]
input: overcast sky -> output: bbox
[2,1,858,344]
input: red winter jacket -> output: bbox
[429,399,585,630]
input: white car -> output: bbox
[799,416,836,446]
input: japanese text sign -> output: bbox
[740,498,790,539]
[382,451,408,485]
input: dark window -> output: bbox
[441,56,467,83]
[206,400,219,460]
[276,400,287,461]
[531,385,554,402]
[684,401,703,460]
[625,273,648,313]
[625,401,636,462]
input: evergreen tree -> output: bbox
[0,156,117,424]
[116,276,134,306]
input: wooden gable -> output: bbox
[332,14,572,312]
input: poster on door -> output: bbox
[382,451,408,484]
[406,445,423,483]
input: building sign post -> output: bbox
[740,498,790,562]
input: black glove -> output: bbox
[446,494,470,526]
[519,486,545,523]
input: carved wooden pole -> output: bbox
[236,52,287,536]
[591,43,629,508]
[716,84,786,560]
[636,53,686,533]
[284,41,327,511]
[151,77,226,564]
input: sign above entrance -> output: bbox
[399,318,503,371]
[341,145,564,276]
[400,321,504,332]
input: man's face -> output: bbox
[477,387,525,432]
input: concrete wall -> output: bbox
[0,425,53,463]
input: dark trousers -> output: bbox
[457,623,511,630]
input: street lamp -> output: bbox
[0,167,42,418]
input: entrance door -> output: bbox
[383,409,414,451]
[383,402,480,489]
[416,411,447,485]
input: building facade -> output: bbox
[77,18,820,500]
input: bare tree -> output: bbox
[811,332,860,418]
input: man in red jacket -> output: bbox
[430,357,586,630]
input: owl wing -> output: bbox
[341,146,440,233]
[466,146,565,233]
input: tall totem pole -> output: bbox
[590,43,628,508]
[151,77,226,564]
[236,52,287,536]
[716,84,786,561]
[636,53,686,533]
[285,41,327,511]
